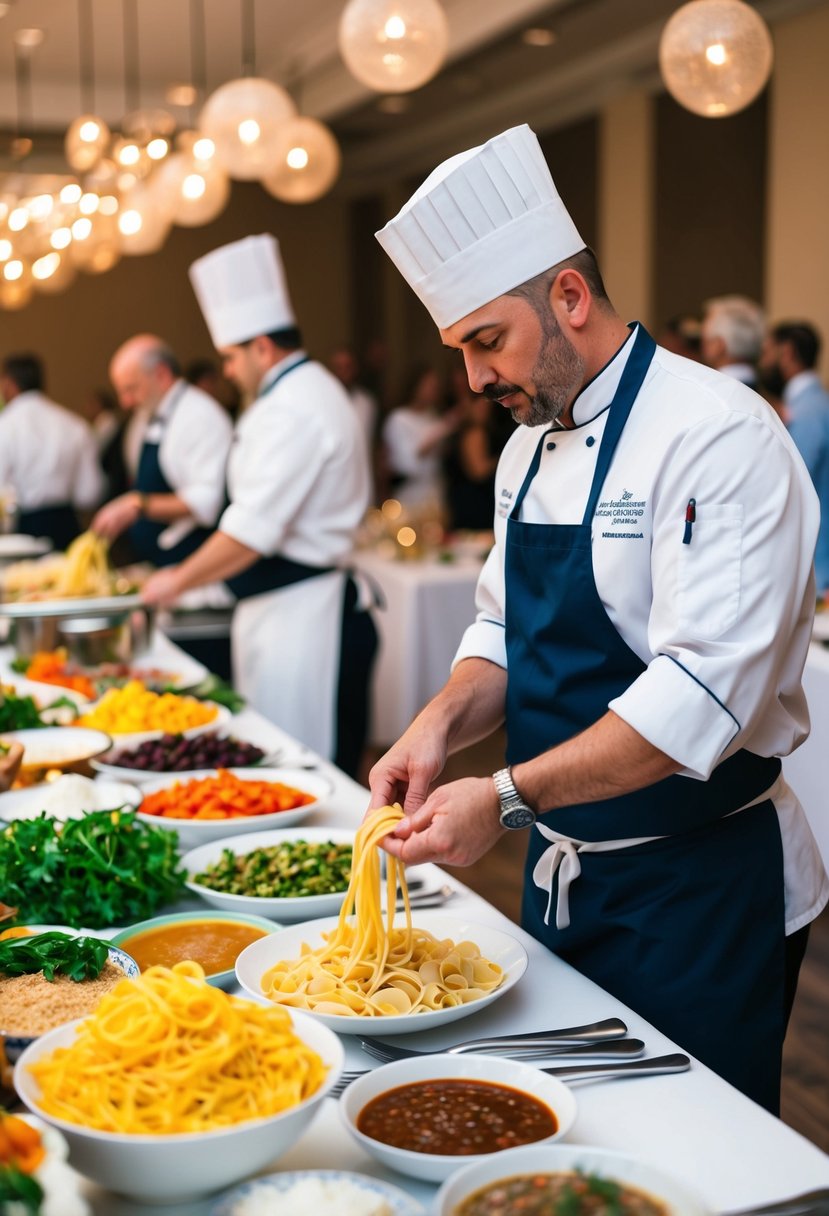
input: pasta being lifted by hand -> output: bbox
[260,803,504,1017]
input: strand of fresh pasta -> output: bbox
[260,804,503,1017]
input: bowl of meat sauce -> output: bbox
[339,1054,576,1183]
[435,1144,708,1216]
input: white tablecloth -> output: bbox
[8,630,829,1214]
[783,640,829,870]
[351,550,481,746]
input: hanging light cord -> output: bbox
[13,44,32,145]
[123,0,139,115]
[241,0,256,77]
[189,0,206,126]
[78,0,95,114]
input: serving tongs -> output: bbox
[360,1016,629,1062]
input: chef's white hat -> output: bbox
[376,124,584,329]
[189,233,296,349]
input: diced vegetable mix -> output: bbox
[193,839,353,898]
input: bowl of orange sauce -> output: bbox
[111,911,280,990]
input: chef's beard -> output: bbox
[483,320,586,427]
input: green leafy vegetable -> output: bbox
[167,674,246,714]
[0,691,43,732]
[8,657,30,675]
[0,808,187,929]
[0,931,110,982]
[0,1164,44,1214]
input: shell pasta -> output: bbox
[260,804,504,1017]
[28,962,327,1133]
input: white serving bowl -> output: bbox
[110,910,282,991]
[14,1006,344,1203]
[210,1168,427,1216]
[135,768,332,849]
[0,726,113,771]
[182,825,355,920]
[340,1053,577,1183]
[0,777,141,823]
[76,700,232,748]
[435,1143,709,1216]
[235,911,528,1035]
[2,944,139,1066]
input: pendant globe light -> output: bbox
[31,250,77,295]
[65,0,111,172]
[69,209,121,273]
[199,0,295,180]
[159,139,231,226]
[0,258,33,309]
[659,0,773,117]
[339,0,449,93]
[117,178,172,255]
[262,116,341,203]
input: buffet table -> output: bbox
[5,630,829,1215]
[350,549,482,746]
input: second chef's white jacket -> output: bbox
[0,391,104,511]
[220,354,370,756]
[454,329,828,933]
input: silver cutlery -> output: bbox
[328,1052,690,1099]
[392,884,458,910]
[359,1016,628,1062]
[726,1192,829,1216]
[360,1036,645,1065]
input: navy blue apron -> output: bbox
[507,324,786,1112]
[128,383,214,568]
[223,355,377,779]
[18,504,80,551]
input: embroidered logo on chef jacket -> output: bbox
[497,486,513,518]
[595,489,647,538]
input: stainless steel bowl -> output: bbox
[11,606,155,662]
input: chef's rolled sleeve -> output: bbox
[218,501,277,556]
[453,617,507,670]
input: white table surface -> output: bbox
[784,641,829,871]
[351,549,481,747]
[6,630,829,1215]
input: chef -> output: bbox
[141,235,374,768]
[369,124,828,1112]
[91,335,233,567]
[0,353,104,548]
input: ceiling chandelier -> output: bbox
[659,0,774,118]
[339,0,449,93]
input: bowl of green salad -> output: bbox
[181,827,356,921]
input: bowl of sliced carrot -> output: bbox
[135,768,333,847]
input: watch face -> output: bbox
[500,805,536,830]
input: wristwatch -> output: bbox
[492,767,537,830]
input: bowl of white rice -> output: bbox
[210,1170,426,1216]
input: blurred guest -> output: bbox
[185,357,240,416]
[329,347,379,498]
[92,335,233,568]
[701,296,765,388]
[443,368,515,532]
[0,353,103,548]
[760,321,829,594]
[383,365,459,512]
[84,387,130,501]
[657,315,702,361]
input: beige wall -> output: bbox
[598,89,654,328]
[766,3,829,378]
[0,182,352,412]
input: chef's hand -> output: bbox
[141,566,183,608]
[91,492,142,541]
[0,742,24,792]
[381,775,504,867]
[368,716,451,819]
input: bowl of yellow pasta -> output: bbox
[13,962,344,1203]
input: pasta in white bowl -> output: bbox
[235,911,527,1035]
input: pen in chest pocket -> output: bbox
[682,498,696,545]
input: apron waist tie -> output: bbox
[532,776,784,930]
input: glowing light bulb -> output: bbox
[71,217,92,240]
[4,260,23,281]
[286,146,309,170]
[118,143,140,166]
[8,208,28,232]
[192,137,215,161]
[147,137,169,160]
[182,173,206,200]
[237,118,261,145]
[29,194,53,220]
[79,192,100,215]
[705,41,728,64]
[60,184,82,204]
[0,240,12,261]
[79,119,102,142]
[385,14,407,37]
[32,252,60,280]
[50,227,72,250]
[99,195,118,216]
[118,210,142,236]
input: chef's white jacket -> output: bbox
[455,330,828,932]
[133,380,233,528]
[219,354,371,757]
[0,391,104,511]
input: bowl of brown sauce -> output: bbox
[435,1143,708,1216]
[339,1054,577,1183]
[110,911,280,990]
